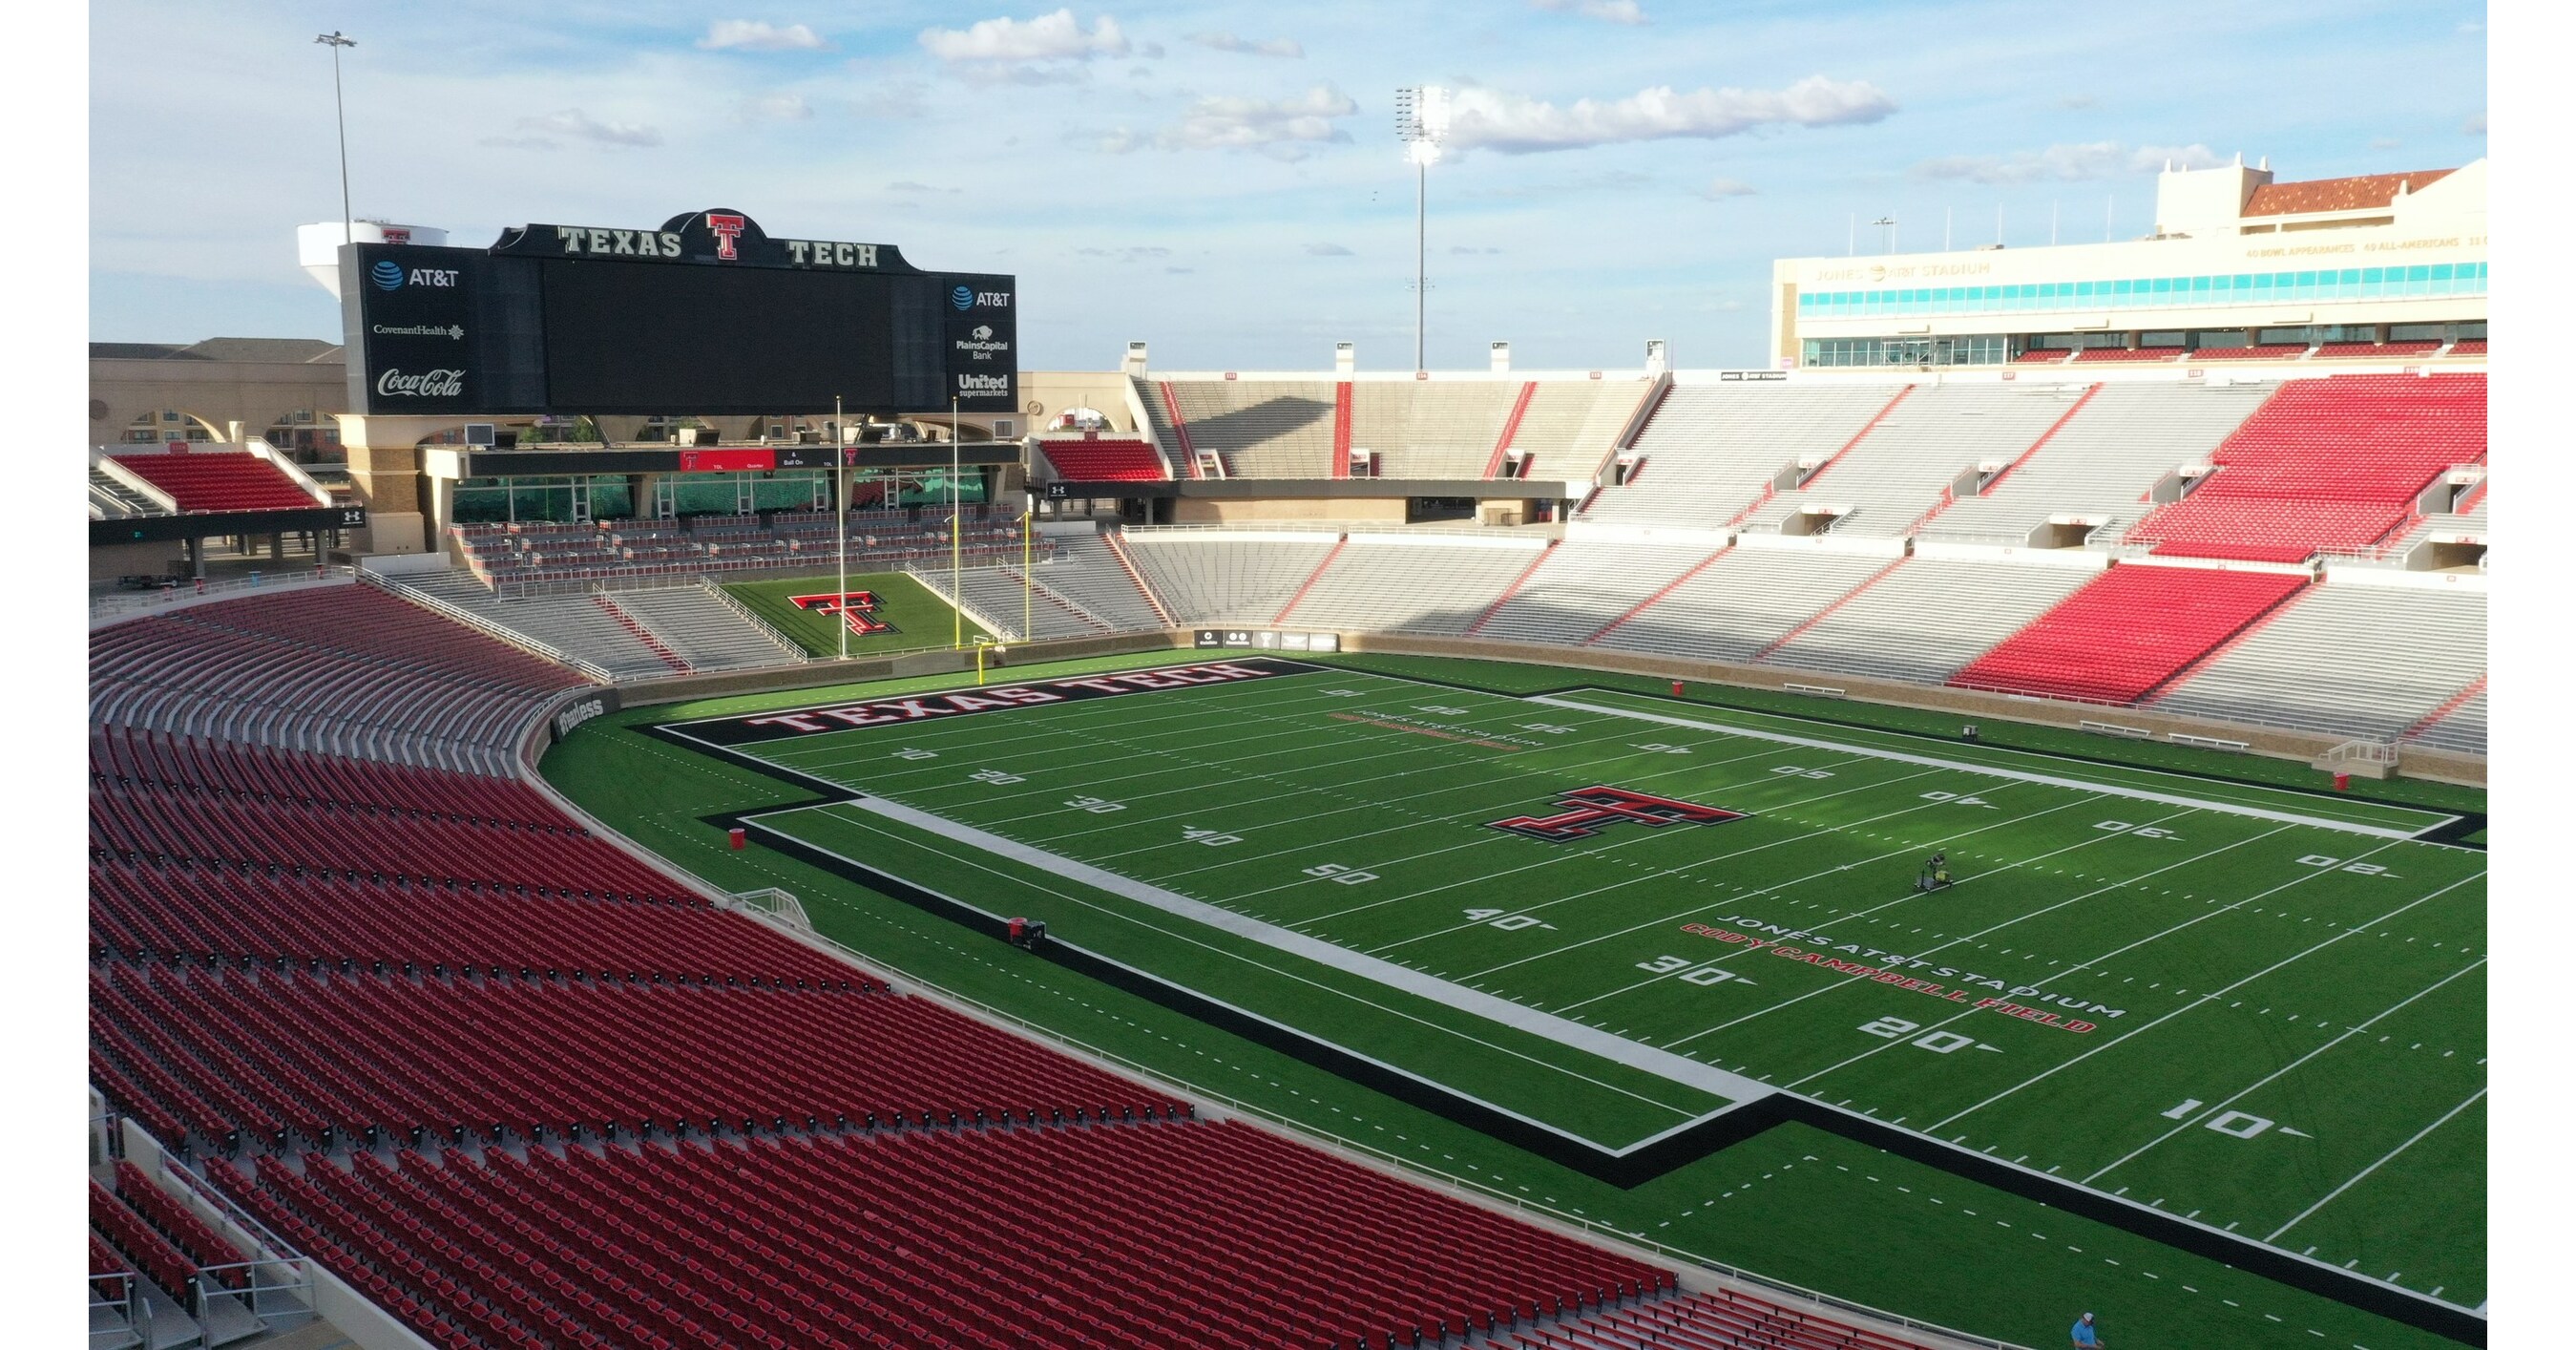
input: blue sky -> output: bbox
[89,0,2484,369]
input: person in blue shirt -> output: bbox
[2071,1311,2103,1347]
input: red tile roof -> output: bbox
[2243,169,2457,217]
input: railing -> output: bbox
[485,541,1051,600]
[165,1154,318,1335]
[729,887,813,928]
[696,578,811,663]
[90,1270,150,1348]
[1120,520,1546,539]
[90,566,355,622]
[360,569,617,685]
[906,566,1022,641]
[732,905,2033,1350]
[2318,738,2399,765]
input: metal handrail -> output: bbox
[90,566,355,621]
[733,905,2032,1350]
[695,577,811,663]
[361,570,618,685]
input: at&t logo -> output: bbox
[370,260,405,290]
[951,285,975,310]
[371,262,460,291]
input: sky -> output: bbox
[88,0,2486,371]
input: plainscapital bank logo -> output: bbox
[370,260,406,291]
[376,368,465,398]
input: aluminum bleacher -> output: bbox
[1279,534,1551,633]
[1505,380,1657,481]
[1120,530,1343,624]
[1163,379,1340,477]
[610,584,806,670]
[1923,382,2274,544]
[392,569,685,678]
[2149,584,2488,746]
[1762,558,2101,686]
[1745,385,2075,538]
[1473,540,1720,648]
[1349,381,1521,478]
[1589,548,1891,664]
[1029,531,1170,631]
[913,563,1111,640]
[1581,383,1899,529]
[1950,564,2311,705]
[2126,373,2487,562]
[2406,685,2487,756]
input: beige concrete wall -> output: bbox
[1020,371,1141,433]
[91,358,346,449]
[1172,496,1409,524]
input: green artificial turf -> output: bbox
[543,650,2486,1350]
[723,572,992,658]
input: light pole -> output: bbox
[950,396,963,650]
[314,32,358,245]
[1395,86,1450,371]
[1873,216,1896,255]
[834,393,848,661]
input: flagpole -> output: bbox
[951,396,962,650]
[834,394,848,662]
[1021,506,1032,641]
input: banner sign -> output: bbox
[672,658,1321,747]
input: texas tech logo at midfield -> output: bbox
[790,590,897,637]
[1490,786,1747,843]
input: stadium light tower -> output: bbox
[1395,86,1451,371]
[313,32,358,245]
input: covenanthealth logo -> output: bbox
[951,285,974,310]
[370,260,406,291]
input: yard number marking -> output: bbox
[1920,791,1997,809]
[1518,723,1575,735]
[893,748,938,760]
[1415,704,1470,716]
[1635,955,1751,987]
[1463,908,1559,932]
[1858,1016,1997,1055]
[2297,854,2394,876]
[2096,820,2181,839]
[1182,826,1243,846]
[1303,863,1379,885]
[1631,743,1692,755]
[1772,765,1835,780]
[1064,795,1124,813]
[969,769,1025,785]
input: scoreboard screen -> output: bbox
[342,207,1016,417]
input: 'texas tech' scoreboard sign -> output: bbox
[344,208,1016,418]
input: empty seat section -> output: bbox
[1348,382,1520,478]
[1284,536,1549,633]
[2149,586,2486,743]
[1591,549,1890,664]
[2406,686,2486,756]
[912,563,1110,640]
[1475,541,1717,647]
[1037,437,1168,481]
[608,586,804,670]
[1762,559,2100,685]
[1581,383,1897,528]
[2126,373,2486,562]
[107,452,318,513]
[1164,379,1338,477]
[1503,380,1657,480]
[1025,532,1169,630]
[1747,385,2078,538]
[1925,383,2273,543]
[1950,565,2310,704]
[392,569,681,677]
[215,1120,1671,1350]
[1119,533,1341,624]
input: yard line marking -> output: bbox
[813,794,1773,1110]
[2266,1086,2486,1242]
[2084,957,2486,1184]
[1564,802,2204,1021]
[1923,868,2484,1129]
[1528,694,2442,838]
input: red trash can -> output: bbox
[2333,772,2351,792]
[727,827,746,850]
[1671,681,1685,697]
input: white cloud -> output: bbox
[1436,76,1894,155]
[1075,244,1171,261]
[1701,177,1756,198]
[2368,136,2401,151]
[888,179,960,194]
[483,108,662,150]
[736,94,813,122]
[1187,32,1304,57]
[920,10,1128,62]
[2056,94,2098,110]
[1448,244,1502,255]
[1913,140,2223,184]
[2463,111,2486,135]
[1305,243,1354,257]
[700,20,827,52]
[1156,85,1359,159]
[1531,0,1647,23]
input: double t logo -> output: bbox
[1490,786,1747,843]
[789,591,898,637]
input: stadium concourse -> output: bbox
[87,581,1968,1349]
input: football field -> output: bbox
[654,656,2487,1315]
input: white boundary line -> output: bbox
[1529,694,2449,840]
[2266,1086,2488,1242]
[830,792,1776,1109]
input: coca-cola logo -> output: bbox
[376,368,465,398]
